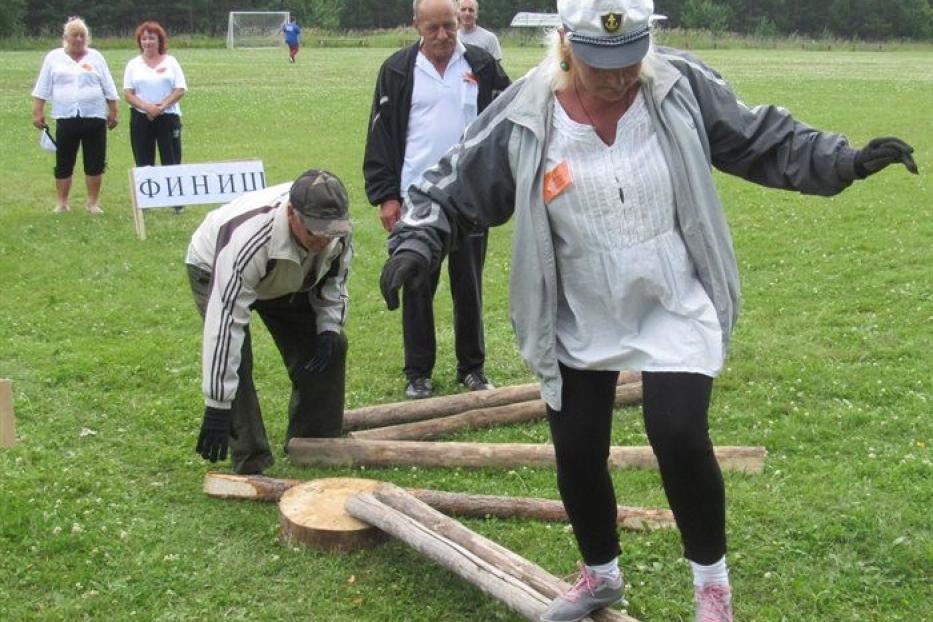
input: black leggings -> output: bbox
[55,117,106,178]
[129,109,182,167]
[547,366,726,565]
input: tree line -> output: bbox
[2,0,931,41]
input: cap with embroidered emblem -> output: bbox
[559,0,654,69]
[289,169,351,237]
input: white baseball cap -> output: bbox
[558,0,654,69]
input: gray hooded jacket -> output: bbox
[389,47,859,410]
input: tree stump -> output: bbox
[278,477,389,553]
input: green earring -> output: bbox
[560,60,570,71]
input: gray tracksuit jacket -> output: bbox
[388,47,860,410]
[186,182,352,409]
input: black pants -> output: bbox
[130,109,182,167]
[402,230,487,380]
[188,265,347,474]
[547,365,726,565]
[54,117,106,178]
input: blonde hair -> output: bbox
[543,28,656,92]
[62,17,91,46]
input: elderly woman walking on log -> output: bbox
[378,0,918,620]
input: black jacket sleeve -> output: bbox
[363,50,412,207]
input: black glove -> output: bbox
[196,406,232,462]
[854,137,918,179]
[379,251,430,310]
[303,331,340,373]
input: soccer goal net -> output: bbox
[226,11,290,49]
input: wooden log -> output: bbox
[346,491,578,621]
[374,484,640,622]
[204,472,302,501]
[343,370,641,431]
[350,382,642,441]
[287,438,767,473]
[407,488,674,531]
[0,379,14,448]
[278,478,389,552]
[203,472,676,531]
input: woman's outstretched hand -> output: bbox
[855,137,919,178]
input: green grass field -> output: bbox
[0,46,930,621]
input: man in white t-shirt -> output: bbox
[458,0,502,61]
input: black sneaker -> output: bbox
[405,377,433,399]
[459,371,494,391]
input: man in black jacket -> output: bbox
[363,0,510,399]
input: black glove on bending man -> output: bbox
[855,137,919,179]
[196,406,232,462]
[303,331,340,373]
[380,251,430,310]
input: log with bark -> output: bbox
[349,382,642,441]
[204,472,676,531]
[346,483,641,622]
[343,370,641,431]
[287,438,767,473]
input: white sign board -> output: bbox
[131,160,266,209]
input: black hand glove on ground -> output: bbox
[196,406,232,462]
[855,137,919,178]
[380,251,430,310]
[303,331,339,373]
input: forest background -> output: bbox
[1,0,931,42]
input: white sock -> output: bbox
[586,557,622,584]
[690,556,729,587]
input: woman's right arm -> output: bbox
[31,53,53,129]
[31,97,47,129]
[123,59,153,117]
[390,93,520,266]
[123,88,158,117]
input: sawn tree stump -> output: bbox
[278,477,389,552]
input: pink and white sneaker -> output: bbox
[540,564,624,622]
[694,584,733,622]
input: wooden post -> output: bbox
[203,472,676,531]
[128,169,146,240]
[347,484,640,622]
[287,438,767,473]
[0,379,14,448]
[350,383,642,441]
[344,371,641,431]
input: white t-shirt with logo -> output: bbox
[123,54,187,115]
[32,47,119,120]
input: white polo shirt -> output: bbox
[123,54,187,115]
[32,48,118,120]
[401,41,479,196]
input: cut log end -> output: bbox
[278,478,389,553]
[203,471,301,501]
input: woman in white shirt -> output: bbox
[31,17,119,214]
[123,21,187,205]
